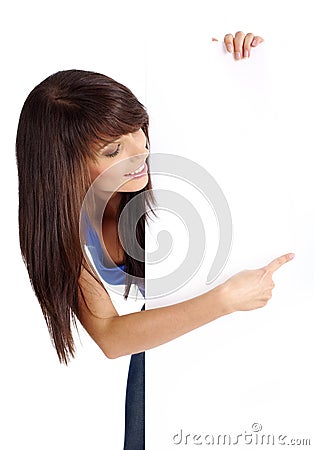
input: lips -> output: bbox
[124,161,147,177]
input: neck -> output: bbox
[103,191,122,221]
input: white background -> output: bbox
[1,1,313,449]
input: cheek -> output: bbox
[89,164,102,183]
[87,160,129,191]
[88,161,112,183]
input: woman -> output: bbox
[15,32,293,449]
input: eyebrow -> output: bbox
[98,138,121,152]
[104,139,118,147]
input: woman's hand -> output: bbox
[226,31,264,59]
[219,253,295,313]
[212,31,264,60]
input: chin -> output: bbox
[119,175,149,192]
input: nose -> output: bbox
[128,137,149,164]
[129,151,149,165]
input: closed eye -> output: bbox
[105,144,121,158]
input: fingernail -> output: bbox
[289,253,295,259]
[235,52,241,60]
[227,44,233,53]
[252,38,257,46]
[244,50,249,58]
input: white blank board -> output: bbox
[145,8,314,450]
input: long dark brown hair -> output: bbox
[16,69,157,365]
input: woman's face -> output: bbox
[88,127,150,193]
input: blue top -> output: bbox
[85,215,145,298]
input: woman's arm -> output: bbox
[78,265,228,359]
[77,253,294,359]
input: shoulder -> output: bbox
[77,264,119,321]
[76,264,119,358]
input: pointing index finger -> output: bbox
[265,253,295,273]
